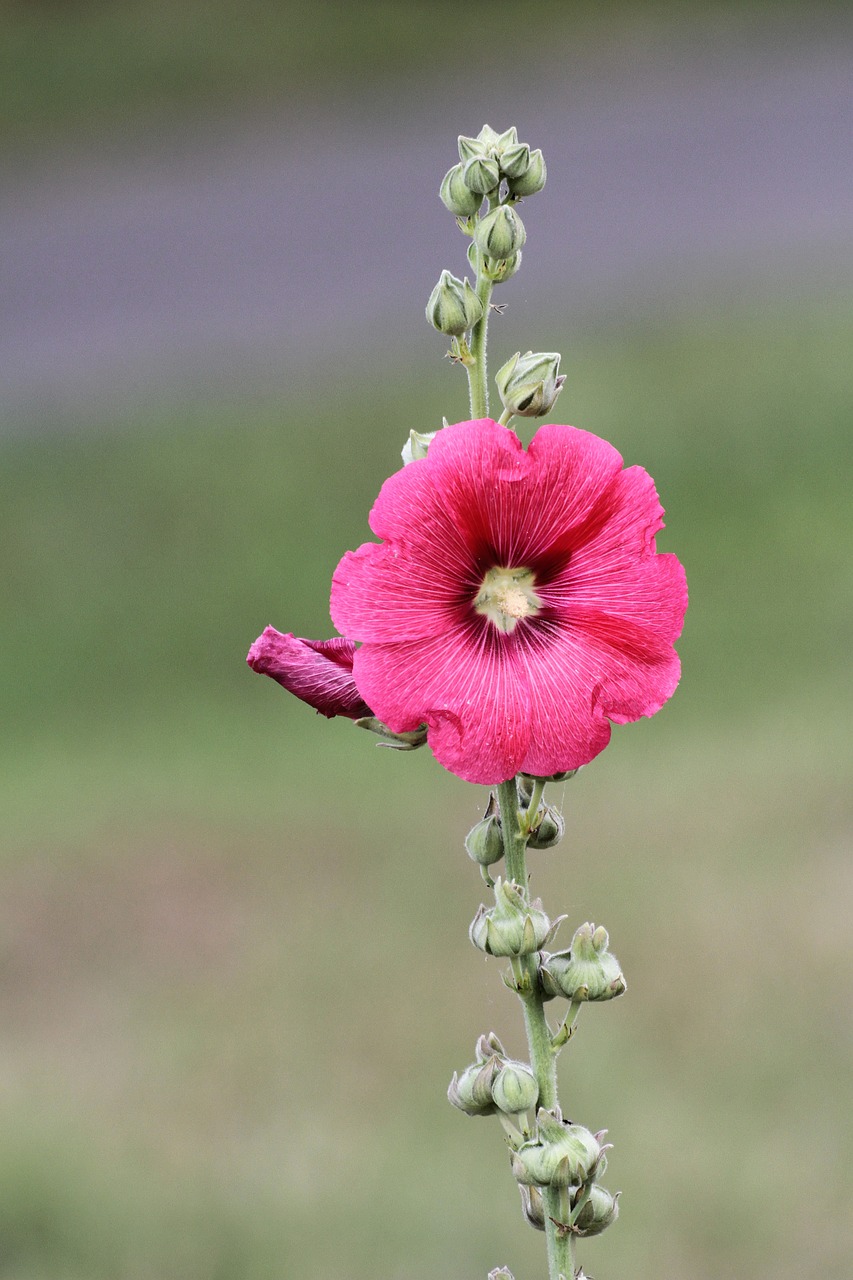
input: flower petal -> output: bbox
[352,621,532,785]
[246,628,370,719]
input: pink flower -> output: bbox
[247,627,370,719]
[330,418,687,785]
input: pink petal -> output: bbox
[246,628,370,719]
[352,621,532,785]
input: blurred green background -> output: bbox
[1,3,851,1279]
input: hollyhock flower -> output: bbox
[330,418,686,785]
[247,627,370,719]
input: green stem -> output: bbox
[495,778,573,1280]
[467,253,494,418]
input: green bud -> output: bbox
[500,142,531,179]
[488,1269,515,1280]
[458,133,485,163]
[511,1109,602,1188]
[508,147,547,197]
[439,163,483,217]
[448,1054,502,1116]
[526,802,565,849]
[465,802,504,868]
[482,251,523,284]
[463,155,501,195]
[495,350,566,418]
[492,1060,539,1116]
[354,716,428,751]
[475,205,527,259]
[426,270,484,336]
[518,1184,546,1232]
[572,1184,621,1237]
[540,923,626,1002]
[469,878,553,957]
[401,428,438,465]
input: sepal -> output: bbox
[571,1183,621,1237]
[518,1183,546,1232]
[354,717,428,751]
[401,428,438,464]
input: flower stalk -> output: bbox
[247,120,686,1280]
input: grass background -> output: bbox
[2,2,851,1277]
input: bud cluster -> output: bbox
[448,1032,539,1119]
[440,125,547,218]
[427,125,549,341]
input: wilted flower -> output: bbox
[330,418,687,784]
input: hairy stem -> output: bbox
[467,253,494,418]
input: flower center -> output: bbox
[473,566,542,634]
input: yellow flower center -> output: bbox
[473,566,542,634]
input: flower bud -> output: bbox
[448,1053,503,1116]
[518,1184,546,1231]
[500,142,531,179]
[540,923,626,1002]
[511,1109,602,1188]
[439,163,483,216]
[526,802,564,849]
[458,133,485,163]
[426,270,484,336]
[482,251,523,284]
[401,428,438,465]
[492,1060,539,1116]
[469,878,552,957]
[496,350,566,419]
[465,810,504,868]
[463,155,501,195]
[488,1269,515,1280]
[475,205,526,259]
[508,147,547,197]
[572,1184,621,1237]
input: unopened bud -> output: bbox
[508,148,547,197]
[426,270,484,336]
[527,802,564,849]
[463,155,501,195]
[572,1184,621,1237]
[540,923,626,1002]
[493,1060,539,1115]
[465,808,504,868]
[475,205,527,260]
[401,428,438,465]
[439,163,483,217]
[500,142,531,179]
[496,350,566,419]
[511,1109,602,1187]
[518,1184,546,1231]
[469,878,553,957]
[448,1053,503,1116]
[488,1269,515,1280]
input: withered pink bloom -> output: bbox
[247,627,370,719]
[331,418,687,785]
